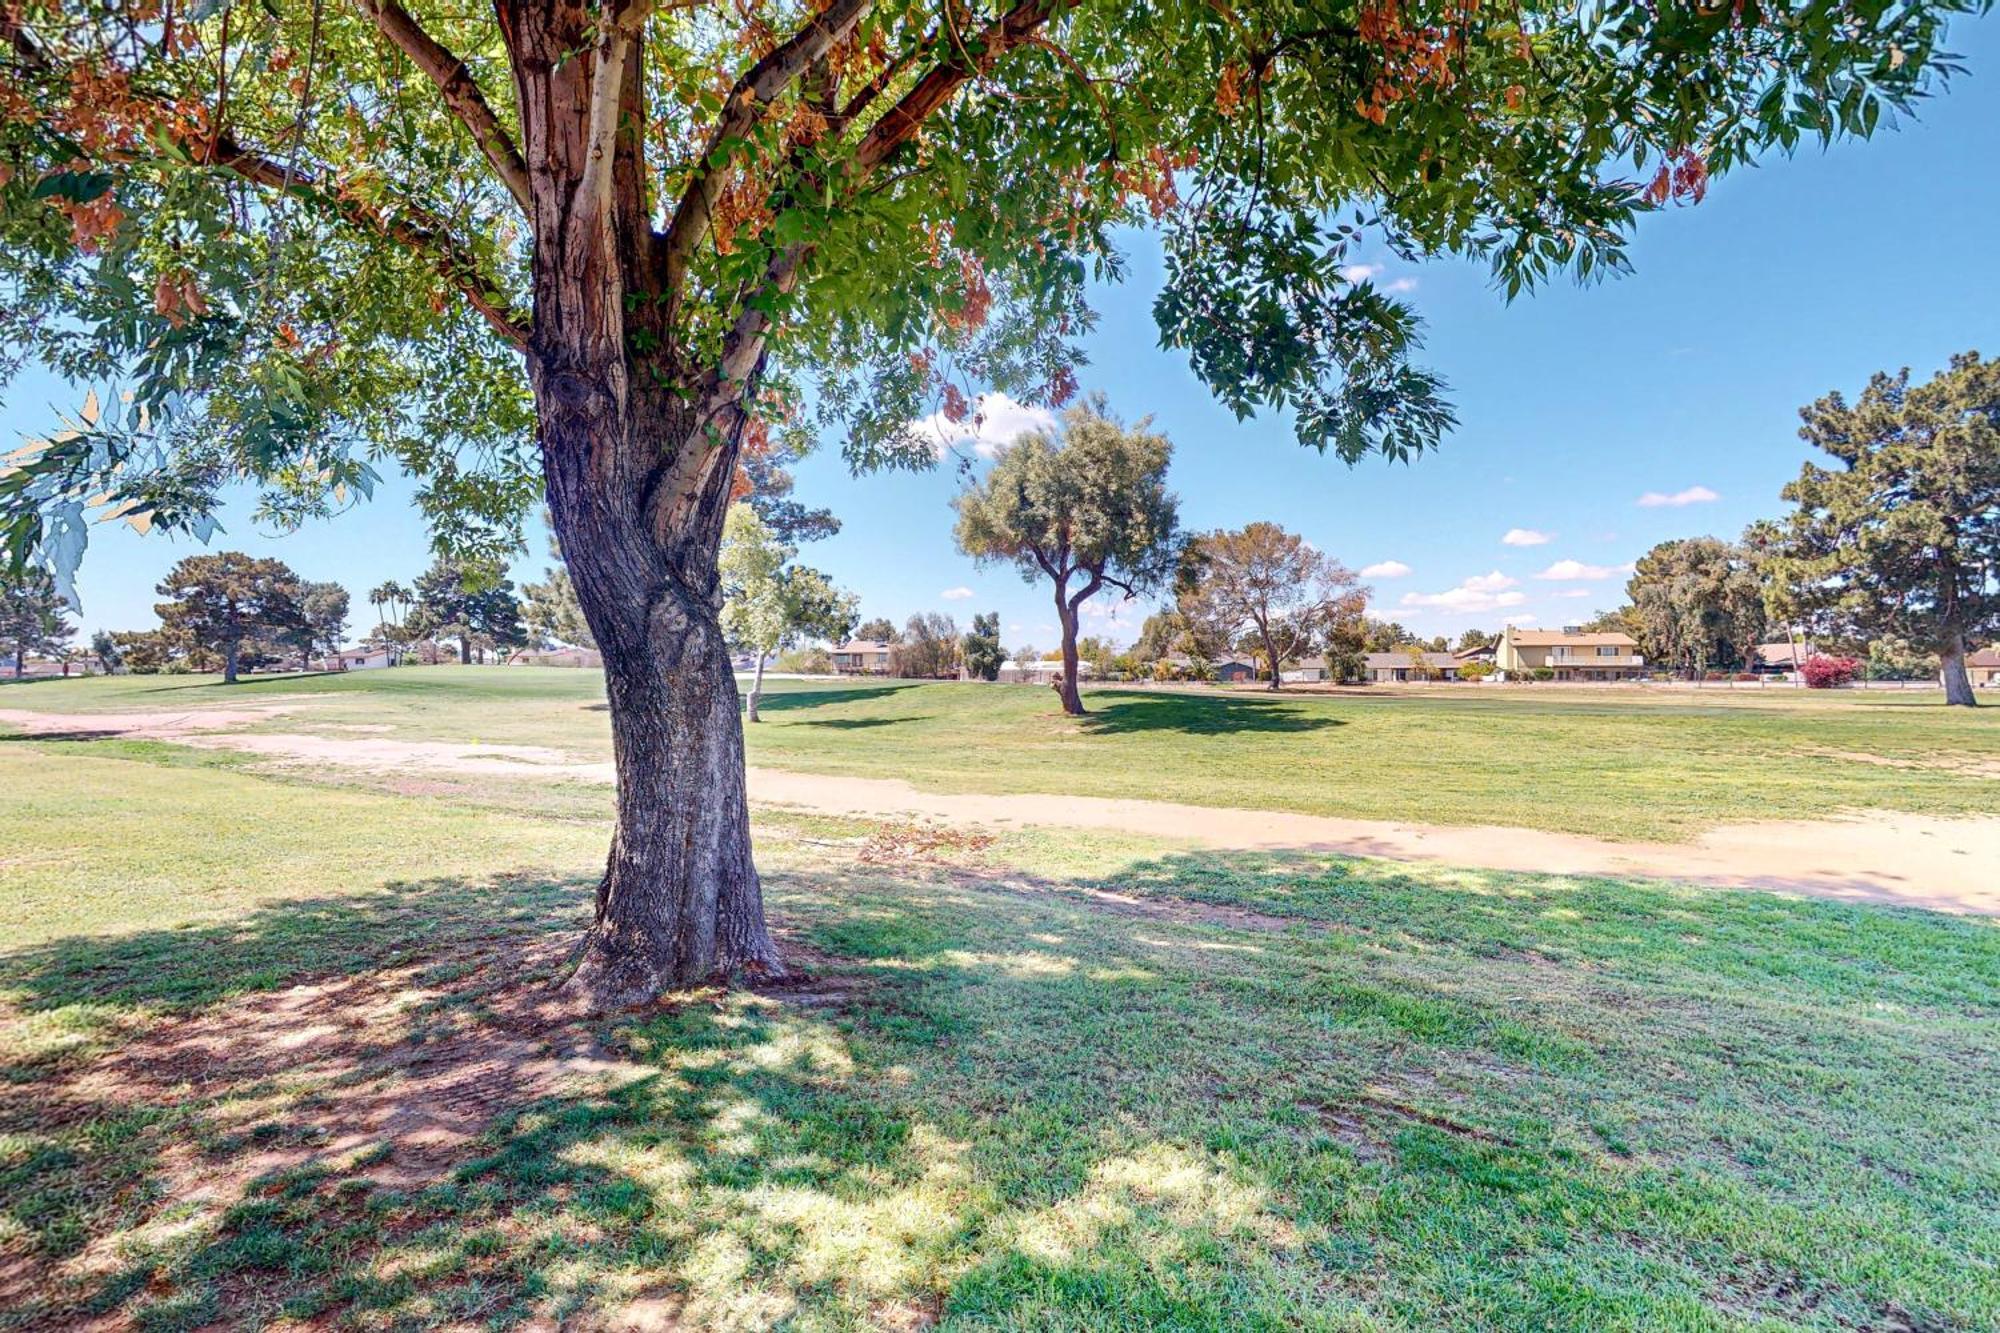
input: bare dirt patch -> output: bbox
[2,933,651,1317]
[0,699,320,740]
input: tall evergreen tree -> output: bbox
[1763,352,2000,706]
[0,567,73,676]
[154,553,306,683]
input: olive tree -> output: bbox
[0,0,1979,1003]
[953,401,1179,714]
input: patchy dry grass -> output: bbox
[7,668,1999,840]
[3,739,1997,1330]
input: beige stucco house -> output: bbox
[1495,626,1644,680]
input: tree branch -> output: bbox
[853,0,1071,176]
[206,132,530,349]
[659,0,875,296]
[577,0,656,220]
[352,0,531,214]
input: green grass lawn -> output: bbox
[2,735,1997,1330]
[7,668,1999,839]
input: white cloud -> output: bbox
[1501,528,1552,547]
[1339,263,1416,293]
[940,586,974,601]
[1401,571,1527,613]
[908,392,1058,459]
[1636,485,1720,508]
[1551,587,1593,599]
[1534,559,1625,581]
[1360,560,1412,579]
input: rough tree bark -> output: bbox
[1941,631,1979,707]
[223,636,240,684]
[503,0,784,1006]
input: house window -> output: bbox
[1597,645,1620,657]
[1552,646,1569,660]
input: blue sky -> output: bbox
[12,16,1999,649]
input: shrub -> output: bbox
[1531,667,1555,682]
[1801,654,1861,689]
[1458,660,1495,681]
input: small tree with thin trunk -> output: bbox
[154,553,305,683]
[1,567,73,676]
[719,504,857,721]
[953,402,1179,714]
[1180,523,1368,690]
[1763,352,1999,706]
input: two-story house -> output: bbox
[1495,625,1645,681]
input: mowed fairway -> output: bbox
[4,669,1998,839]
[1,686,1998,1330]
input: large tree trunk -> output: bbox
[538,382,782,1007]
[11,644,21,678]
[1941,632,1979,707]
[1054,590,1085,716]
[506,0,785,1007]
[223,637,239,684]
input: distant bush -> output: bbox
[1801,654,1861,689]
[1531,667,1555,682]
[1458,660,1495,681]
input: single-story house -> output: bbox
[1280,656,1332,683]
[1496,625,1644,680]
[830,639,895,675]
[508,646,604,669]
[322,645,395,671]
[1362,651,1461,683]
[1158,654,1258,682]
[1969,647,2000,688]
[1455,642,1497,664]
[1753,642,1808,673]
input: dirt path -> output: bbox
[6,706,1996,916]
[747,769,2000,916]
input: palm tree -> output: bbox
[368,581,411,664]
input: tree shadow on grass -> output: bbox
[1076,690,1344,736]
[786,715,917,729]
[744,682,920,712]
[3,848,1987,1330]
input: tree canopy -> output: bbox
[1758,351,2000,705]
[154,551,306,682]
[2,0,1980,593]
[1179,522,1368,688]
[953,400,1177,712]
[1625,536,1765,678]
[1,566,73,675]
